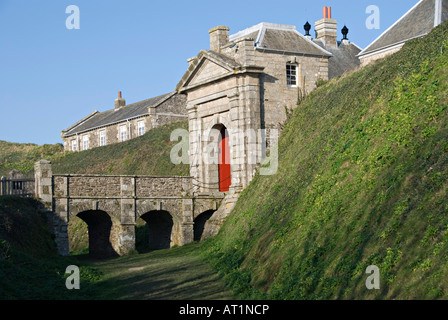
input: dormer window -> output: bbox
[286,64,298,87]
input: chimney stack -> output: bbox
[115,91,126,109]
[209,26,230,52]
[315,6,338,48]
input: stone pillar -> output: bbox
[52,176,70,256]
[0,176,5,196]
[119,176,136,255]
[187,104,201,192]
[118,225,136,256]
[228,90,244,191]
[34,160,53,207]
[181,198,194,245]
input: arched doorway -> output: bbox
[76,210,119,258]
[194,210,215,241]
[217,125,231,192]
[136,211,174,252]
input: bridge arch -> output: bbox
[194,210,215,241]
[76,210,120,258]
[136,210,175,252]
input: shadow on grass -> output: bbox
[71,243,234,300]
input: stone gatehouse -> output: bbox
[51,7,363,256]
[176,9,360,195]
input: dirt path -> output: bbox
[82,243,233,300]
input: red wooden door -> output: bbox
[219,127,231,192]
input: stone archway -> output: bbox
[76,210,120,258]
[194,210,215,241]
[137,210,174,251]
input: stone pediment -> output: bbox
[189,59,231,87]
[176,50,242,92]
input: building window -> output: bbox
[71,140,77,152]
[286,64,298,87]
[99,130,106,147]
[120,125,127,142]
[137,120,145,136]
[82,135,89,151]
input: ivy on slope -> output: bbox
[203,22,448,300]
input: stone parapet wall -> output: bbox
[53,174,193,199]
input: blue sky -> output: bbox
[0,0,417,145]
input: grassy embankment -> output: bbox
[0,120,189,177]
[0,196,101,299]
[202,22,448,300]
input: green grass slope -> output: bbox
[203,23,448,300]
[52,120,189,176]
[0,120,190,178]
[0,141,64,177]
[0,196,101,299]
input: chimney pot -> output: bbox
[323,7,332,19]
[315,6,338,48]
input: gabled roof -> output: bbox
[359,0,448,57]
[62,92,183,138]
[176,50,251,92]
[230,22,332,57]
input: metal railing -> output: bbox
[0,177,35,198]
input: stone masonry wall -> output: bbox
[53,175,193,198]
[221,42,329,130]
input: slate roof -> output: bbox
[359,0,448,57]
[229,22,332,57]
[314,39,362,79]
[205,50,242,69]
[62,92,185,138]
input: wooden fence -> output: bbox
[0,177,35,198]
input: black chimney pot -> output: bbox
[304,21,311,36]
[341,25,349,40]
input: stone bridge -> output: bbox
[34,160,224,257]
